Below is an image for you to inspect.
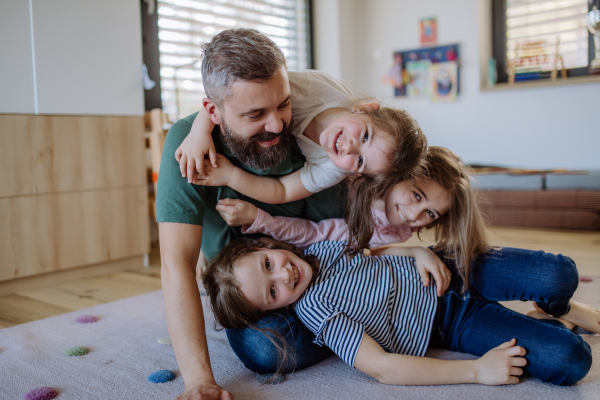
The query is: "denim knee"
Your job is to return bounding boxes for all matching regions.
[225,311,332,374]
[541,334,592,386]
[534,254,578,317]
[542,254,578,295]
[226,326,281,374]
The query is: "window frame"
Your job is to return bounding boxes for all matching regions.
[141,0,314,117]
[491,0,594,84]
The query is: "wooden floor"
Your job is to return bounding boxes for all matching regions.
[1,226,599,330]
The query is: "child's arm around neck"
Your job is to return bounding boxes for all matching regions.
[176,109,218,180]
[196,165,314,204]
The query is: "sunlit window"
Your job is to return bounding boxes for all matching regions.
[505,0,589,73]
[157,0,311,121]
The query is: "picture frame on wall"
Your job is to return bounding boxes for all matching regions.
[388,43,460,102]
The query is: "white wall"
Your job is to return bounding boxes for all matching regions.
[0,0,35,113]
[0,0,144,116]
[313,0,600,170]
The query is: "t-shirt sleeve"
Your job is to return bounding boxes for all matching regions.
[155,113,209,225]
[242,208,349,249]
[314,313,365,368]
[299,159,349,193]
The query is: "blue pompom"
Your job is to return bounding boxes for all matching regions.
[147,370,176,383]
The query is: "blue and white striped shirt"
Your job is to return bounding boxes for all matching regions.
[295,241,438,367]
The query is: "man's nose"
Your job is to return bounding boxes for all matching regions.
[264,112,284,133]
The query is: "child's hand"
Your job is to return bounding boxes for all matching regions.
[413,247,451,296]
[191,154,235,187]
[216,199,259,227]
[175,129,218,182]
[475,339,527,385]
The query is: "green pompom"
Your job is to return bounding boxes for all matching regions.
[157,337,172,345]
[63,346,90,356]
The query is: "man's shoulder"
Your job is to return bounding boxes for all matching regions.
[164,112,197,144]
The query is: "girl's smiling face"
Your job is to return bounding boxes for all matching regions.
[235,249,315,311]
[319,112,392,175]
[384,177,451,228]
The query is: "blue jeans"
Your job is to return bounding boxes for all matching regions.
[226,247,592,384]
[432,248,592,386]
[226,308,332,374]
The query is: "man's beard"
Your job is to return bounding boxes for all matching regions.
[220,118,292,171]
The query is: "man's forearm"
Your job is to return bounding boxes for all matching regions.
[159,223,216,389]
[162,259,215,386]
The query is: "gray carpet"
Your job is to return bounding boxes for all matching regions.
[1,279,599,400]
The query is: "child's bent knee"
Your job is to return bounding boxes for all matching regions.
[543,336,592,385]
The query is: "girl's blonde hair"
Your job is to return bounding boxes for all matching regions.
[422,147,489,292]
[349,98,428,181]
[345,147,489,292]
[202,237,320,375]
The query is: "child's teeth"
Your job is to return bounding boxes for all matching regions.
[398,208,408,222]
[335,135,341,152]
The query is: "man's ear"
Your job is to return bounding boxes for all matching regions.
[202,98,222,125]
[351,101,380,114]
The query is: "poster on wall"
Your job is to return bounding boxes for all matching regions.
[431,61,458,102]
[385,43,460,101]
[420,17,437,46]
[406,60,431,97]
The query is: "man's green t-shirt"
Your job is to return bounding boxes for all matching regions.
[156,112,347,260]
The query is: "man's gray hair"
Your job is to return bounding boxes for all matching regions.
[201,28,287,108]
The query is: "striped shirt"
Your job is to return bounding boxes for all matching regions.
[295,241,438,367]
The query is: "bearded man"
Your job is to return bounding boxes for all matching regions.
[156,29,345,399]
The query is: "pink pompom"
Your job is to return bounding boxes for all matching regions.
[23,387,58,400]
[75,315,99,323]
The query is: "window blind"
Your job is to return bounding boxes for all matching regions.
[157,0,310,121]
[505,0,589,74]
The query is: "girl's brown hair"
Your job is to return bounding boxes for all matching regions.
[342,100,427,256]
[202,237,319,375]
[345,147,489,292]
[349,98,428,181]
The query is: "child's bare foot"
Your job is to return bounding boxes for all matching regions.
[527,306,576,330]
[560,301,600,334]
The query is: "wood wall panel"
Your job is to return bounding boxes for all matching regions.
[0,115,146,198]
[0,187,149,282]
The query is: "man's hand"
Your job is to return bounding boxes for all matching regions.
[175,381,233,400]
[216,198,259,227]
[191,154,236,187]
[412,247,451,296]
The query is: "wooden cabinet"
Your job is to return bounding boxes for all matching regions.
[0,1,149,283]
[0,115,146,197]
[0,115,149,282]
